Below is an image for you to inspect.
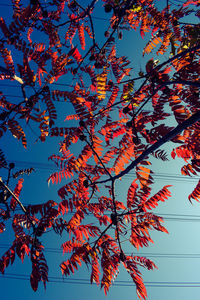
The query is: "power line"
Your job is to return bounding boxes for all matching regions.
[6,159,199,183]
[2,161,200,222]
[0,83,126,95]
[1,243,200,258]
[1,207,200,223]
[4,160,194,177]
[1,272,200,287]
[2,195,200,223]
[0,93,122,106]
[127,172,199,183]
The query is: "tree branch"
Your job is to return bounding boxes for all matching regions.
[96,110,200,184]
[155,45,200,71]
[0,178,27,214]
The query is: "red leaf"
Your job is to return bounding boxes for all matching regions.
[127,179,138,208]
[78,23,85,50]
[30,273,38,292]
[188,180,200,203]
[10,178,24,210]
[0,222,5,233]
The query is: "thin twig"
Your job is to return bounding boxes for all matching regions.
[92,223,112,249]
[120,75,147,84]
[85,139,113,179]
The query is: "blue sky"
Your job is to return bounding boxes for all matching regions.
[1,1,200,300]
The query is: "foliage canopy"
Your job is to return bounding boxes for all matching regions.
[0,0,199,299]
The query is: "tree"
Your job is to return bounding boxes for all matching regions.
[0,0,199,299]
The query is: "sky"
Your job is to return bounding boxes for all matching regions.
[0,1,200,300]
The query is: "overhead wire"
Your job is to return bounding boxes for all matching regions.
[1,243,200,258]
[0,92,124,105]
[126,172,199,183]
[1,158,200,223]
[5,159,199,183]
[1,206,200,223]
[1,272,200,287]
[0,82,126,95]
[2,193,200,223]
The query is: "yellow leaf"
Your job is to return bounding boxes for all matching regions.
[97,69,107,101]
